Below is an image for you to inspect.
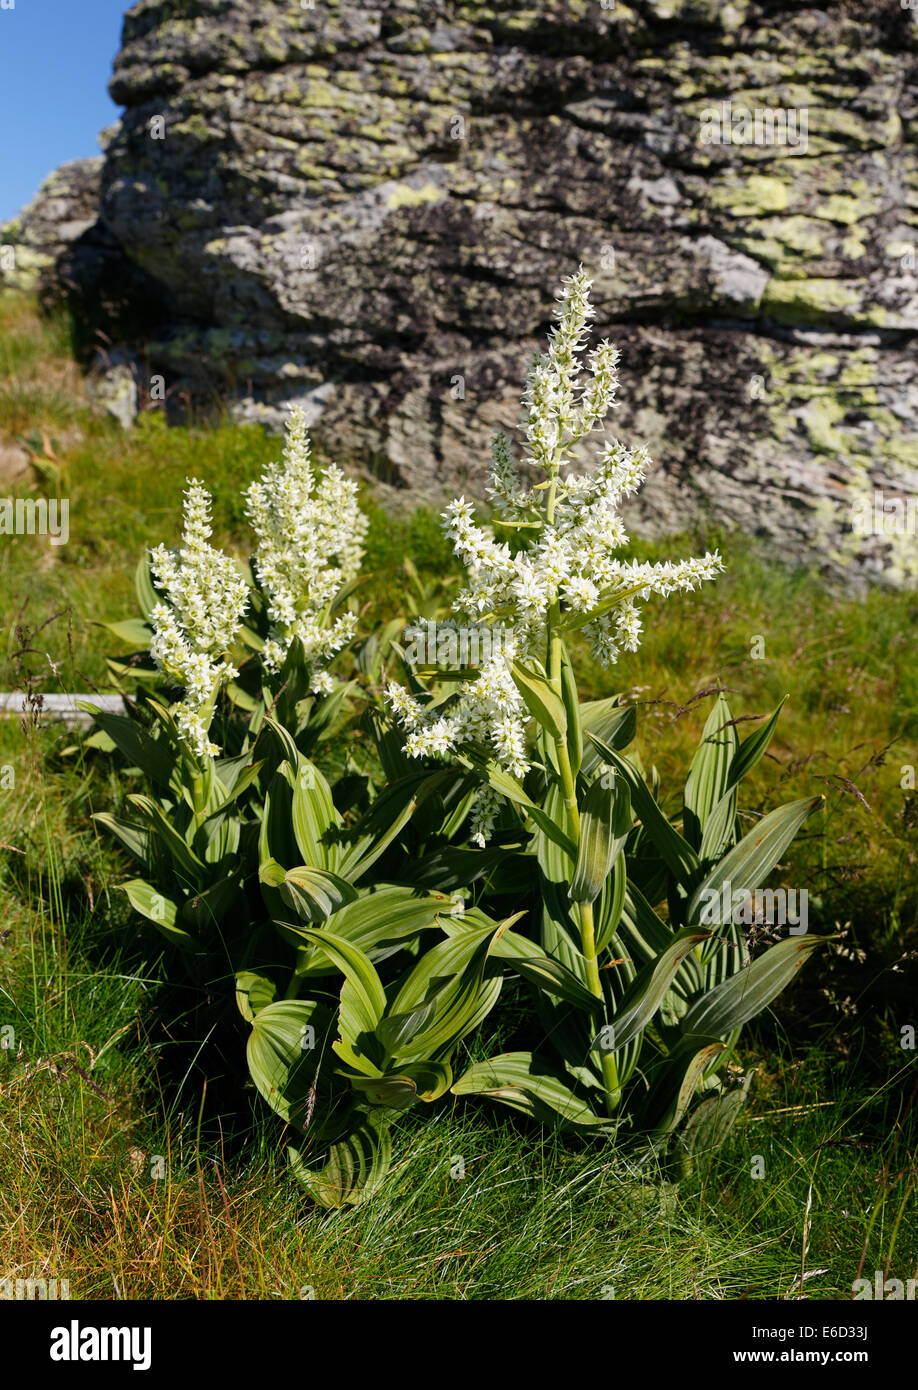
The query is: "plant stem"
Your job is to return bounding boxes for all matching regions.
[544,446,619,1113]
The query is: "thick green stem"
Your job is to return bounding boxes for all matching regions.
[543,446,618,1113]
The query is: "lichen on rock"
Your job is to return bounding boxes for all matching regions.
[8,0,918,583]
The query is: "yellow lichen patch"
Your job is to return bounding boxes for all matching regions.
[386,182,444,211]
[812,194,881,226]
[711,175,790,217]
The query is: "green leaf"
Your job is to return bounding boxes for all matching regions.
[289,760,343,873]
[569,774,632,904]
[451,1052,608,1127]
[638,1039,727,1136]
[202,760,264,822]
[680,1088,746,1159]
[335,792,418,881]
[595,929,709,1055]
[348,1059,453,1107]
[93,811,150,866]
[729,696,788,787]
[235,970,277,1023]
[278,866,358,923]
[134,555,159,622]
[294,928,387,1050]
[580,699,636,776]
[102,618,153,652]
[120,878,200,952]
[375,1001,439,1057]
[288,1112,392,1208]
[683,693,738,850]
[594,853,628,954]
[679,935,823,1036]
[531,776,578,882]
[246,998,333,1125]
[457,751,578,861]
[76,706,173,788]
[618,883,703,998]
[295,886,451,978]
[126,794,206,884]
[560,643,582,777]
[386,917,512,1062]
[510,658,567,739]
[590,739,698,885]
[687,796,823,927]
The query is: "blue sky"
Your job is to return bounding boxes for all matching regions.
[0,0,127,222]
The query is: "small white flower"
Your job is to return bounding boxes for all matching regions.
[244,408,368,685]
[149,478,248,760]
[385,267,724,841]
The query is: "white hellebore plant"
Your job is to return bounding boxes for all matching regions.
[149,478,249,760]
[244,408,368,691]
[387,266,724,844]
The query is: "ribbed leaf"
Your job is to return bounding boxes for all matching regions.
[569,774,632,904]
[560,643,583,777]
[510,658,567,739]
[683,693,738,850]
[589,738,699,885]
[120,878,200,952]
[295,886,451,978]
[126,794,206,883]
[289,1112,392,1208]
[288,760,342,873]
[580,700,636,777]
[594,929,709,1055]
[679,935,823,1036]
[729,696,788,786]
[134,555,159,622]
[78,707,173,788]
[278,866,358,923]
[235,970,277,1023]
[457,751,577,860]
[638,1039,727,1136]
[594,854,628,954]
[687,796,822,927]
[451,1051,608,1127]
[295,928,387,1048]
[246,998,333,1124]
[93,811,150,866]
[101,618,153,653]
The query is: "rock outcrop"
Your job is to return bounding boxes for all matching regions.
[1,159,104,294]
[8,0,918,580]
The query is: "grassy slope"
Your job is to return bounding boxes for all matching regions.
[0,290,915,1298]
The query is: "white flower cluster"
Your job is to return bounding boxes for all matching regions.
[149,479,249,759]
[386,267,724,842]
[244,408,368,687]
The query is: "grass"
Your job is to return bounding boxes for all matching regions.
[0,288,915,1300]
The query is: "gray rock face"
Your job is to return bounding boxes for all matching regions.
[16,1,918,580]
[0,159,104,293]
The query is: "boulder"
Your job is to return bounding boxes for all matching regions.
[14,0,918,580]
